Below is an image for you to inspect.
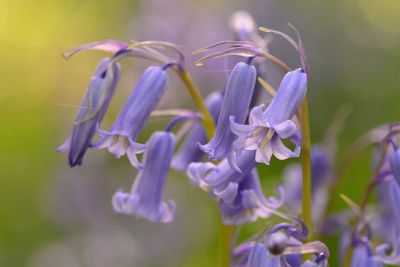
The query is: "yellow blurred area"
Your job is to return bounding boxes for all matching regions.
[358,0,400,34]
[340,0,400,49]
[0,0,130,111]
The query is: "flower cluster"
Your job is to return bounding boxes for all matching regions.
[58,10,400,267]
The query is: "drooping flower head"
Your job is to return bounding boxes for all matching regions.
[93,66,169,168]
[112,131,176,223]
[171,91,223,172]
[199,61,257,161]
[231,68,307,166]
[57,58,121,167]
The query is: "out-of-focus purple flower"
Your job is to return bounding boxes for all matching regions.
[230,68,307,166]
[171,91,223,172]
[351,245,383,267]
[229,11,256,42]
[247,242,268,267]
[57,58,120,167]
[283,145,331,220]
[112,131,176,223]
[375,179,400,265]
[244,242,285,267]
[389,149,400,186]
[93,66,168,168]
[187,151,285,225]
[199,61,256,161]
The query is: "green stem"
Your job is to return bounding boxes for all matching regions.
[177,69,234,267]
[299,97,313,237]
[178,70,215,139]
[219,223,235,267]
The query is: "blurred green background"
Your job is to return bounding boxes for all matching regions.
[1,0,400,266]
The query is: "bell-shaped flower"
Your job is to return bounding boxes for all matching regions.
[57,58,120,167]
[199,61,256,160]
[93,66,168,168]
[171,91,223,171]
[112,131,176,223]
[187,151,285,225]
[230,68,307,166]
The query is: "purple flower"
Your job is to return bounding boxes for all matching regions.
[247,242,268,267]
[199,61,256,161]
[57,58,120,167]
[283,145,331,218]
[187,151,285,225]
[389,149,400,186]
[171,91,223,171]
[112,131,176,223]
[375,180,400,265]
[229,11,256,42]
[352,245,383,267]
[230,68,307,165]
[93,66,168,168]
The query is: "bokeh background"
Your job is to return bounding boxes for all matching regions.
[1,0,400,266]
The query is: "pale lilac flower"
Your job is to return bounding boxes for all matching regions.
[112,131,176,223]
[57,58,120,167]
[199,61,256,161]
[230,68,307,166]
[187,151,285,225]
[93,66,168,168]
[171,91,223,171]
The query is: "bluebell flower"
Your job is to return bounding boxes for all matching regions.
[57,58,120,167]
[199,61,256,161]
[351,245,383,267]
[283,145,331,219]
[247,242,268,267]
[376,179,400,265]
[187,151,285,225]
[171,91,223,171]
[230,68,307,165]
[93,66,168,168]
[389,149,400,186]
[112,131,176,223]
[240,242,285,267]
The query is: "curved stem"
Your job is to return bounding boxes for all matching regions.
[177,70,215,139]
[260,51,291,72]
[299,97,313,238]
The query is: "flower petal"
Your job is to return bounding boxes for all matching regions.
[273,119,297,139]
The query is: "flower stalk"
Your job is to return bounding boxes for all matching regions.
[299,97,313,237]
